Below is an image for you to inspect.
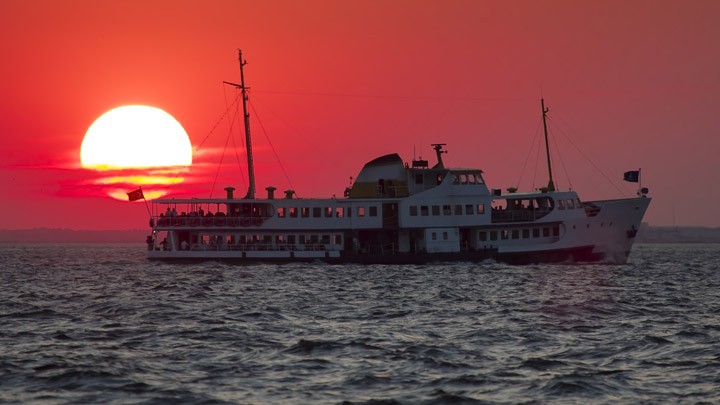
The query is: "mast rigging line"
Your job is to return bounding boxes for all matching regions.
[252,89,533,104]
[247,94,297,196]
[545,115,627,198]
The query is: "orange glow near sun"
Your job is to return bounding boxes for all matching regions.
[81,105,192,200]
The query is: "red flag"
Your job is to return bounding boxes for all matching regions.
[127,188,144,201]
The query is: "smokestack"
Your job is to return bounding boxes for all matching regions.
[265,186,276,200]
[284,189,295,199]
[224,186,235,199]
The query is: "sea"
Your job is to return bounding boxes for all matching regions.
[1,243,718,404]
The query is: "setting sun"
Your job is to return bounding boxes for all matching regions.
[81,105,192,169]
[80,105,192,200]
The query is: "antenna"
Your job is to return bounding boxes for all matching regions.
[541,99,555,192]
[223,49,256,199]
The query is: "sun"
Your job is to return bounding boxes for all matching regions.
[81,105,192,200]
[82,105,191,169]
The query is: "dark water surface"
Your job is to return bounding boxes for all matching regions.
[1,243,718,404]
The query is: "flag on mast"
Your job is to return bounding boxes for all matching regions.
[623,170,640,183]
[127,188,144,201]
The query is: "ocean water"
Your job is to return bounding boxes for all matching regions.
[1,243,718,404]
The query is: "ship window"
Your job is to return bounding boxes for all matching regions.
[567,199,575,209]
[543,227,550,237]
[289,207,298,218]
[512,230,519,239]
[325,207,333,217]
[501,230,509,240]
[443,232,448,240]
[432,205,440,216]
[477,204,485,214]
[276,235,285,244]
[558,200,565,210]
[321,234,330,244]
[533,228,540,238]
[436,174,443,184]
[369,206,378,217]
[479,231,487,241]
[455,205,462,215]
[416,173,423,184]
[410,206,418,216]
[465,204,474,215]
[310,235,319,244]
[490,231,498,241]
[421,206,429,216]
[288,235,296,244]
[432,232,437,240]
[553,225,560,237]
[277,207,286,218]
[313,207,321,217]
[522,229,529,239]
[336,207,344,218]
[334,234,342,245]
[443,205,451,215]
[577,198,582,208]
[468,174,476,184]
[358,207,365,217]
[301,207,310,218]
[459,174,468,184]
[452,175,460,185]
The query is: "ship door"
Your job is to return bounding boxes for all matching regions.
[382,203,399,229]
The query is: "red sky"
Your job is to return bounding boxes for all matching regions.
[1,0,719,230]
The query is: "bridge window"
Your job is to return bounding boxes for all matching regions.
[479,231,487,241]
[512,230,519,239]
[455,205,462,215]
[357,207,365,217]
[533,228,540,238]
[289,207,298,218]
[421,206,429,216]
[522,229,529,239]
[336,207,344,218]
[313,207,321,217]
[277,207,286,218]
[301,207,310,218]
[334,234,342,245]
[477,204,485,214]
[558,200,565,210]
[325,207,333,217]
[369,206,378,217]
[490,231,498,241]
[443,231,448,240]
[410,206,418,216]
[543,227,550,237]
[443,205,451,215]
[567,199,575,209]
[432,205,440,216]
[465,204,474,215]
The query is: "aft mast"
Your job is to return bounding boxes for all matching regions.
[224,49,256,199]
[541,98,556,192]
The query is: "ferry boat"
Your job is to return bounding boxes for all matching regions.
[143,51,651,264]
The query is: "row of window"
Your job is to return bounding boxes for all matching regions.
[199,233,343,246]
[478,225,560,242]
[558,198,582,210]
[276,206,377,219]
[410,204,486,217]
